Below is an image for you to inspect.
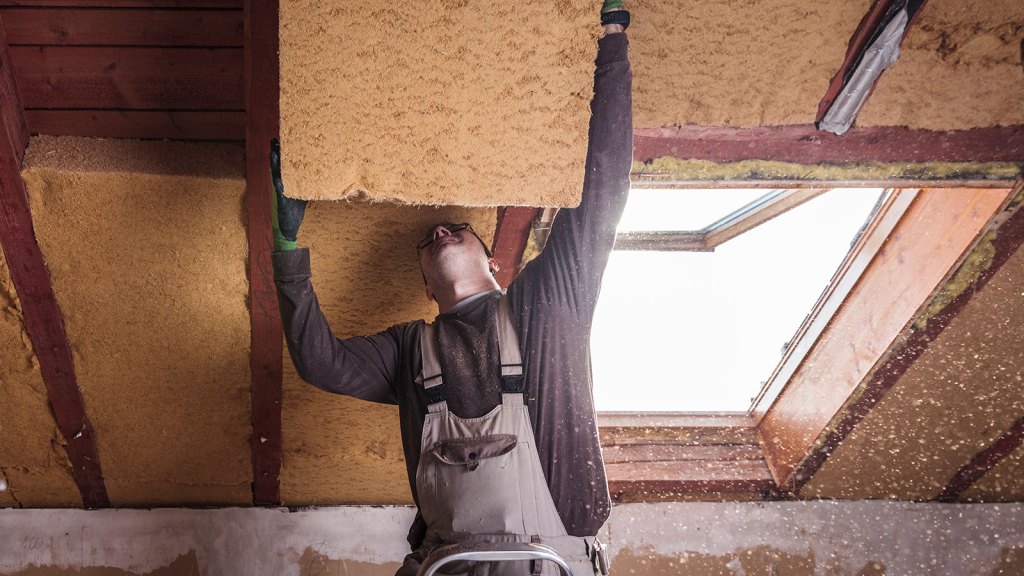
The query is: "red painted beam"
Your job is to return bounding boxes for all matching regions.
[788,181,1024,492]
[0,20,28,164]
[2,8,244,47]
[25,110,245,141]
[815,0,930,126]
[11,46,243,110]
[935,415,1024,503]
[490,206,539,288]
[0,23,108,508]
[633,125,1024,165]
[0,1,241,7]
[815,0,898,124]
[244,0,282,506]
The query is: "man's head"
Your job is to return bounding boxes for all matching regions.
[417,223,500,306]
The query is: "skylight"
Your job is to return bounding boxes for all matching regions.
[591,189,886,412]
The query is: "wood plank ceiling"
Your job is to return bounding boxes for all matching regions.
[2,0,245,141]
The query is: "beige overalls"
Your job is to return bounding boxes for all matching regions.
[411,297,603,576]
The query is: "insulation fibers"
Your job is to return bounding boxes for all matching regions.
[0,254,81,508]
[279,0,596,205]
[857,0,1024,129]
[21,136,253,506]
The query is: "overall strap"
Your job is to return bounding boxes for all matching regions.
[417,321,446,409]
[416,295,525,409]
[496,296,525,394]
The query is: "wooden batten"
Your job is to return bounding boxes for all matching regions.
[601,413,775,500]
[244,0,282,506]
[632,124,1024,165]
[491,206,539,288]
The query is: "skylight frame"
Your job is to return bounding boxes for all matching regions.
[613,189,828,252]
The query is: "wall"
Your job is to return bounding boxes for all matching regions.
[1,502,1022,575]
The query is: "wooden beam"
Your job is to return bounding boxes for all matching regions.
[815,0,898,124]
[600,413,774,500]
[0,1,241,7]
[244,0,282,506]
[815,0,930,126]
[490,206,539,288]
[632,125,1024,165]
[757,187,1016,492]
[11,46,243,110]
[25,110,245,140]
[606,460,775,500]
[935,415,1024,503]
[0,25,108,508]
[0,19,27,164]
[2,8,243,47]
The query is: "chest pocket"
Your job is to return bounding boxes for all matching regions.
[430,434,518,471]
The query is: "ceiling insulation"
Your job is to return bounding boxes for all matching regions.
[279,0,595,205]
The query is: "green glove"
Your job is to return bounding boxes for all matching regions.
[602,0,624,12]
[270,139,307,252]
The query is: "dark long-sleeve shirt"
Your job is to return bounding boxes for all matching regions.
[273,33,632,541]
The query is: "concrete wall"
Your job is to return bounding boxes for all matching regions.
[1,502,1022,575]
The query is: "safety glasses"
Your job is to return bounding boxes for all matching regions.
[417,223,473,251]
[417,223,492,257]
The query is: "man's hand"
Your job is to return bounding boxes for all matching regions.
[270,139,307,252]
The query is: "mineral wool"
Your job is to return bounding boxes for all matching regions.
[280,0,596,206]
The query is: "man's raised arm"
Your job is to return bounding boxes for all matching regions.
[512,12,632,319]
[270,141,400,405]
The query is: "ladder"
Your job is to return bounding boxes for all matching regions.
[417,541,575,576]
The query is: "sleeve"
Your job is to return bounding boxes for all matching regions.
[511,33,632,323]
[273,248,401,404]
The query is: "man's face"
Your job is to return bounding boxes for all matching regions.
[417,223,495,287]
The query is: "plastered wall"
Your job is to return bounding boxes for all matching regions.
[1,503,1022,575]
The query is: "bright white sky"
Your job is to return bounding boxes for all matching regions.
[590,189,885,413]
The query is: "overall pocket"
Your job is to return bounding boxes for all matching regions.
[424,434,526,535]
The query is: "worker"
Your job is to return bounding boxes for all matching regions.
[270,3,631,574]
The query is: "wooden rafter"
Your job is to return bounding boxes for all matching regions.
[815,0,930,127]
[244,0,282,506]
[0,22,108,507]
[0,1,242,7]
[936,415,1024,503]
[490,206,539,288]
[0,18,27,163]
[632,124,1024,165]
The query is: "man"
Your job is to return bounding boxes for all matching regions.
[271,3,631,574]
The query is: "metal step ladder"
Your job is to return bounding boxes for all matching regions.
[417,541,576,576]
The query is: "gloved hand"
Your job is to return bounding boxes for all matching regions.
[270,138,307,252]
[601,0,624,12]
[600,0,629,30]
